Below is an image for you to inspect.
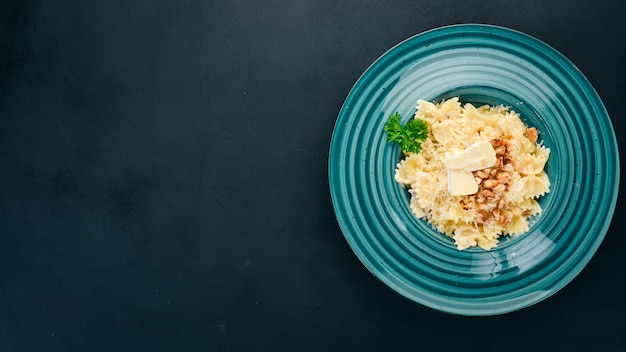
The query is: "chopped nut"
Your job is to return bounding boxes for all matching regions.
[500,212,510,227]
[490,138,502,148]
[477,210,489,223]
[494,157,503,169]
[503,163,515,172]
[483,179,499,189]
[480,189,495,199]
[475,170,488,179]
[492,208,501,220]
[527,127,538,143]
[496,171,509,182]
[460,197,474,210]
[493,184,506,193]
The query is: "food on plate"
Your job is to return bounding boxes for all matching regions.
[386,97,550,250]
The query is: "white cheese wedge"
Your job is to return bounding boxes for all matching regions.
[447,168,478,196]
[443,141,497,171]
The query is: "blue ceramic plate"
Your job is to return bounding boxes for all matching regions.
[328,24,619,315]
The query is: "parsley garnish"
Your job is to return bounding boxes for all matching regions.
[384,112,429,153]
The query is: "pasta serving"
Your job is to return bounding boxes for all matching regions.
[394,97,550,250]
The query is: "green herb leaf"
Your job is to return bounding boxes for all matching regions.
[384,112,429,154]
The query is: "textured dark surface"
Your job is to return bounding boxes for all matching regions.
[1,1,624,351]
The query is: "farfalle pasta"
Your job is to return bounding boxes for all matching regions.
[395,97,550,250]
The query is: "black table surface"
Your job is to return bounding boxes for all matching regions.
[2,1,625,351]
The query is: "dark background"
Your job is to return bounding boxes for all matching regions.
[1,0,624,351]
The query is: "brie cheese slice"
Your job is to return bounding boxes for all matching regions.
[443,141,497,171]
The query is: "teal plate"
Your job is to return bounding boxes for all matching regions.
[328,24,619,315]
